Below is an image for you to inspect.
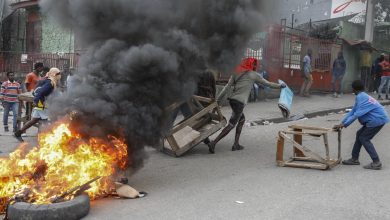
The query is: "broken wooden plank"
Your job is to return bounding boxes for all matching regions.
[173,119,226,157]
[289,124,331,131]
[166,136,180,151]
[193,95,213,104]
[283,161,329,170]
[293,128,305,157]
[172,126,201,149]
[170,102,217,134]
[276,133,284,162]
[323,133,330,160]
[283,130,327,136]
[338,130,342,160]
[51,176,101,203]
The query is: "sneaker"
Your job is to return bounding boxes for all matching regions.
[333,92,338,98]
[208,141,215,154]
[13,130,24,142]
[232,144,244,151]
[363,161,382,170]
[342,158,360,165]
[4,127,9,132]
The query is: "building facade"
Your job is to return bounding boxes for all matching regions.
[0,0,78,80]
[271,0,367,27]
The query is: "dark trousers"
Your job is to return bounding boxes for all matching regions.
[352,125,384,162]
[374,75,382,93]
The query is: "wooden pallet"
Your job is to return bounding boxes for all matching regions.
[276,125,342,170]
[163,96,226,157]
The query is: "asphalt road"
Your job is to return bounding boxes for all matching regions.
[83,107,390,220]
[2,98,390,220]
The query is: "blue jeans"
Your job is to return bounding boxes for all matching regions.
[352,125,384,162]
[3,102,19,131]
[378,76,390,97]
[332,73,344,93]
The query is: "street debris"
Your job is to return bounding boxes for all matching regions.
[288,113,306,121]
[51,176,101,203]
[235,201,245,204]
[114,182,147,199]
[163,96,226,157]
[276,124,342,170]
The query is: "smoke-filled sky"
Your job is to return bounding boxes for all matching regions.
[39,0,267,171]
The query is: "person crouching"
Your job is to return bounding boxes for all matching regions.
[333,80,389,170]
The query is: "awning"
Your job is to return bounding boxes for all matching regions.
[339,37,377,51]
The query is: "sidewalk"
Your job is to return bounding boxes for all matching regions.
[220,92,390,124]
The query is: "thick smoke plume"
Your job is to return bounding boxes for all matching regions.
[39,0,266,171]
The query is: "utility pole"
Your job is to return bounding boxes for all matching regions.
[361,0,375,91]
[291,14,294,29]
[364,0,375,42]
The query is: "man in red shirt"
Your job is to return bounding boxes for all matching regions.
[1,72,22,132]
[25,62,44,92]
[377,54,390,100]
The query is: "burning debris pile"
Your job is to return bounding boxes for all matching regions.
[38,0,265,171]
[0,118,128,212]
[1,0,268,213]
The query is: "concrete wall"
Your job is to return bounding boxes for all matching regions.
[41,16,74,53]
[338,21,390,92]
[339,21,365,93]
[339,21,364,40]
[341,45,361,92]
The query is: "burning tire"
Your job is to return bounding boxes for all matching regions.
[6,194,90,220]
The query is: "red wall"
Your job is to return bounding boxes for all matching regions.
[267,67,333,92]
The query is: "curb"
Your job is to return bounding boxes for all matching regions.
[253,100,390,125]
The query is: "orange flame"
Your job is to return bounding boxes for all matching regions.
[0,119,128,207]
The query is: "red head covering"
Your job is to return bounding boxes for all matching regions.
[235,58,258,74]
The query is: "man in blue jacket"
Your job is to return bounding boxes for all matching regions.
[334,80,389,170]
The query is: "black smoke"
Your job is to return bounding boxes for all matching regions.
[39,0,266,171]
